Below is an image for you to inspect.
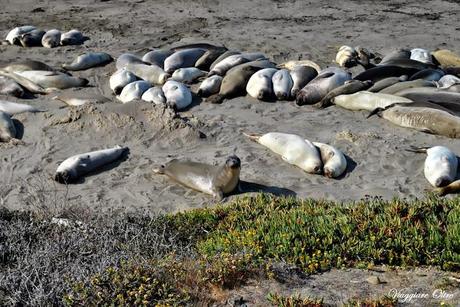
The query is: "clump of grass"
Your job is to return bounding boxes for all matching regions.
[343,296,397,307]
[267,293,324,307]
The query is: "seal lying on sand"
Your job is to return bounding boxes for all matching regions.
[244,132,322,174]
[332,91,412,111]
[15,70,88,90]
[246,68,278,101]
[0,77,24,97]
[153,155,241,200]
[312,141,347,178]
[63,52,113,71]
[54,145,128,183]
[42,29,61,48]
[0,100,44,115]
[314,80,373,109]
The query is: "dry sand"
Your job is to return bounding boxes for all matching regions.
[1,0,460,212]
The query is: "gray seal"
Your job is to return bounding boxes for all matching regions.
[314,80,373,109]
[367,75,408,92]
[19,29,45,47]
[163,48,207,74]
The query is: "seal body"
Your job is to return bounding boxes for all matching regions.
[171,67,206,83]
[409,68,444,81]
[432,49,460,68]
[315,80,372,109]
[53,92,109,106]
[312,142,347,178]
[164,48,206,74]
[380,49,411,64]
[60,29,86,45]
[410,48,432,64]
[0,77,24,97]
[117,80,151,103]
[141,87,166,105]
[162,80,192,110]
[154,155,241,200]
[197,75,222,97]
[246,68,278,101]
[437,75,460,89]
[0,71,48,95]
[195,46,228,70]
[63,52,113,71]
[142,49,174,68]
[16,70,88,90]
[422,146,457,187]
[368,75,408,93]
[109,68,138,95]
[379,79,436,94]
[209,50,241,71]
[2,60,55,73]
[42,29,61,48]
[208,52,266,76]
[289,65,318,97]
[0,111,16,142]
[277,60,321,73]
[125,63,169,85]
[19,29,45,47]
[333,91,412,111]
[354,65,419,83]
[54,145,128,183]
[245,132,322,174]
[272,69,293,100]
[116,53,145,69]
[435,179,460,196]
[296,67,351,105]
[0,100,44,115]
[5,26,36,45]
[336,45,358,68]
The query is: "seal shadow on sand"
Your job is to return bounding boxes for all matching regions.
[233,180,297,197]
[69,148,130,184]
[335,154,357,180]
[12,119,24,139]
[180,93,202,112]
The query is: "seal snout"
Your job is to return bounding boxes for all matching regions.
[324,168,333,178]
[435,176,451,188]
[226,155,241,169]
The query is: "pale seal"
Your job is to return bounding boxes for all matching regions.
[296,67,351,105]
[15,70,89,90]
[141,87,166,105]
[209,51,241,71]
[246,68,278,101]
[52,92,109,106]
[109,68,138,95]
[335,45,358,68]
[116,53,146,69]
[164,48,207,74]
[272,69,293,100]
[0,100,45,115]
[41,29,61,48]
[208,52,267,76]
[125,63,169,85]
[407,146,457,187]
[277,60,321,73]
[436,75,460,89]
[117,80,151,103]
[289,65,318,98]
[142,49,174,68]
[244,132,322,174]
[0,71,49,95]
[60,29,87,45]
[314,80,373,109]
[171,67,206,84]
[333,91,412,111]
[0,77,24,98]
[5,25,36,45]
[162,80,192,110]
[197,75,222,97]
[54,145,128,183]
[153,155,241,200]
[312,142,347,178]
[63,52,113,71]
[410,48,433,64]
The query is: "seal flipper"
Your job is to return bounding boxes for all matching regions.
[242,132,261,142]
[367,103,400,119]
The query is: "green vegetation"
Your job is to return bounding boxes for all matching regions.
[1,194,459,305]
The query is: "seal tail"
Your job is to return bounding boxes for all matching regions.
[243,132,261,142]
[153,165,166,174]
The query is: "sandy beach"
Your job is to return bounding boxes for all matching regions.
[1,0,460,213]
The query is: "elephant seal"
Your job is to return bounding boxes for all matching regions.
[277,60,321,73]
[206,59,275,104]
[116,53,146,69]
[109,68,138,95]
[2,60,55,73]
[380,49,411,64]
[5,26,36,45]
[378,58,436,70]
[0,111,16,142]
[296,67,351,106]
[408,68,444,81]
[272,69,293,100]
[195,46,228,70]
[125,63,169,85]
[379,79,436,94]
[52,92,109,106]
[209,50,241,71]
[0,77,24,98]
[368,103,460,138]
[171,67,206,84]
[54,145,128,183]
[289,65,318,98]
[244,132,322,174]
[197,75,222,97]
[164,48,206,74]
[312,142,347,178]
[434,179,460,196]
[314,80,373,109]
[208,52,266,76]
[393,87,460,113]
[0,71,49,95]
[432,49,460,68]
[41,29,61,48]
[153,155,241,200]
[354,65,419,83]
[19,29,45,47]
[142,49,174,68]
[63,52,113,71]
[141,87,166,105]
[335,45,358,68]
[333,91,412,111]
[60,29,87,45]
[410,48,433,64]
[407,146,457,188]
[117,80,151,103]
[246,68,278,101]
[0,100,44,115]
[368,75,408,92]
[16,70,89,90]
[162,80,192,110]
[437,75,460,89]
